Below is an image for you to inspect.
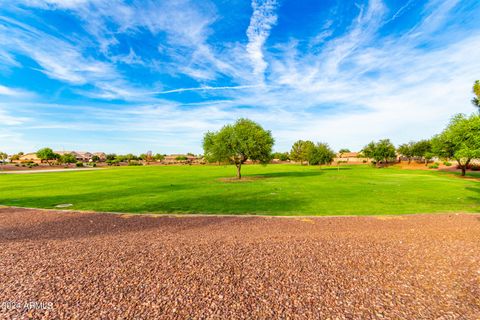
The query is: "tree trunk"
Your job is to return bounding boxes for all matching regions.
[457,159,470,176]
[461,159,471,176]
[236,163,241,179]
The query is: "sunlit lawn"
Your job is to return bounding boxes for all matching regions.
[0,164,479,215]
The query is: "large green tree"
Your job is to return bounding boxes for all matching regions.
[362,139,396,166]
[410,139,433,165]
[472,80,480,109]
[154,153,165,161]
[397,142,415,163]
[431,113,480,176]
[272,152,289,161]
[36,148,59,165]
[307,143,335,165]
[203,118,274,179]
[60,153,77,164]
[290,140,315,165]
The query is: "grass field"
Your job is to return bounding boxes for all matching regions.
[0,164,479,215]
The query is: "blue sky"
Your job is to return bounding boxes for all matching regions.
[0,0,479,154]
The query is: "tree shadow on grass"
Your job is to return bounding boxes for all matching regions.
[320,167,352,171]
[138,192,305,215]
[464,186,480,205]
[0,183,192,209]
[251,170,326,178]
[0,191,307,241]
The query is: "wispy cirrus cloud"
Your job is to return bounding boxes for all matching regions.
[0,15,151,101]
[153,85,265,95]
[0,85,32,97]
[246,0,278,82]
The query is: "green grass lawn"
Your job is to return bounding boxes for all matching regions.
[0,164,479,215]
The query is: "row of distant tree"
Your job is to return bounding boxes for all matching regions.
[268,111,480,177]
[5,149,171,166]
[2,149,204,166]
[103,153,167,165]
[203,81,480,178]
[271,139,431,167]
[352,112,480,176]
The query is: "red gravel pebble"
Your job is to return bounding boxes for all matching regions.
[0,208,479,319]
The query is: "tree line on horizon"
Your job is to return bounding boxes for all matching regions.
[1,81,479,177]
[203,81,480,178]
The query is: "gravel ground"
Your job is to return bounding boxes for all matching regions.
[1,208,479,319]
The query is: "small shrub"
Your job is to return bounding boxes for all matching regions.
[106,159,120,166]
[443,161,452,166]
[175,156,188,161]
[470,164,480,171]
[429,163,439,169]
[76,162,84,167]
[362,160,367,163]
[458,163,480,171]
[128,160,142,166]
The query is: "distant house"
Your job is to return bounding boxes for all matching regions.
[14,153,42,164]
[56,151,94,162]
[92,152,106,161]
[73,151,93,162]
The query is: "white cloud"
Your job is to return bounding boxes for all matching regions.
[0,107,29,126]
[153,85,265,95]
[246,0,278,82]
[0,85,28,97]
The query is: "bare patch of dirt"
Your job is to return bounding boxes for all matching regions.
[217,176,266,183]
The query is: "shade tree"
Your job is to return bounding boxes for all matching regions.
[272,152,290,161]
[362,139,396,166]
[36,148,60,165]
[431,113,480,176]
[290,140,315,165]
[154,154,165,161]
[106,154,116,161]
[397,142,415,163]
[203,118,274,179]
[306,143,335,165]
[411,139,432,165]
[60,153,77,164]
